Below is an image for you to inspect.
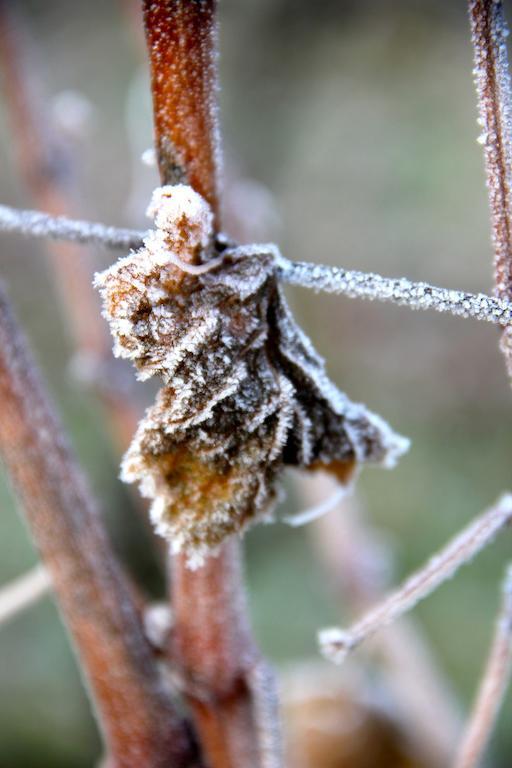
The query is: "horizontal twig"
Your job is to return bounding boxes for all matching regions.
[279,259,512,327]
[0,203,147,250]
[2,202,512,328]
[0,563,51,625]
[319,494,512,665]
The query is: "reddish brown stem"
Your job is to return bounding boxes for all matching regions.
[469,0,512,298]
[143,0,221,225]
[0,282,198,767]
[171,542,281,768]
[143,2,281,766]
[469,1,512,375]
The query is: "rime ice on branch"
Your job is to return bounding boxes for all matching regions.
[469,0,512,299]
[469,0,512,374]
[319,493,512,665]
[96,184,408,566]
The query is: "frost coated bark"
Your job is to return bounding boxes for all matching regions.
[96,184,408,567]
[469,1,512,375]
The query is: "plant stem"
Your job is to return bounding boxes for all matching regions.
[0,203,146,250]
[469,0,512,377]
[454,565,512,768]
[0,282,198,768]
[301,475,460,765]
[320,494,512,664]
[469,0,512,299]
[4,201,512,329]
[143,2,282,765]
[143,0,221,224]
[171,542,281,768]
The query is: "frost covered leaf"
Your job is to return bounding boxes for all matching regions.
[96,185,408,566]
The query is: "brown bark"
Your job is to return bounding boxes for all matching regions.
[0,283,198,767]
[142,2,282,765]
[143,0,221,225]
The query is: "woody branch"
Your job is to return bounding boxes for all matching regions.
[142,2,282,767]
[0,283,198,767]
[449,3,512,764]
[2,201,512,329]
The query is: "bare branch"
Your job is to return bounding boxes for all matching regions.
[278,258,512,327]
[302,475,461,765]
[0,564,51,626]
[4,201,512,329]
[468,0,512,377]
[454,564,512,768]
[143,0,221,223]
[171,542,283,768]
[0,282,197,767]
[0,202,145,250]
[469,0,512,298]
[319,494,512,664]
[142,3,281,766]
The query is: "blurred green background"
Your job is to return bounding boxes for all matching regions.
[0,0,511,765]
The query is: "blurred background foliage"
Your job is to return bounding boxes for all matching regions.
[0,0,511,765]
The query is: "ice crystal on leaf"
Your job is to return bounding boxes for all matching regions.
[95,184,408,566]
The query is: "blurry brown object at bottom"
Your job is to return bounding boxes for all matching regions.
[284,665,438,768]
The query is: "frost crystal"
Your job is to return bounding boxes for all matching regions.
[96,184,408,566]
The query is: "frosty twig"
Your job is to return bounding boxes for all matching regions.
[3,200,512,329]
[319,494,512,664]
[454,565,512,768]
[0,202,145,250]
[278,258,512,327]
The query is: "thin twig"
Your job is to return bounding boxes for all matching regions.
[319,494,512,664]
[0,282,198,767]
[3,202,512,329]
[467,8,512,764]
[454,564,512,768]
[278,258,512,326]
[301,475,461,765]
[0,203,145,250]
[143,2,282,766]
[0,564,51,626]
